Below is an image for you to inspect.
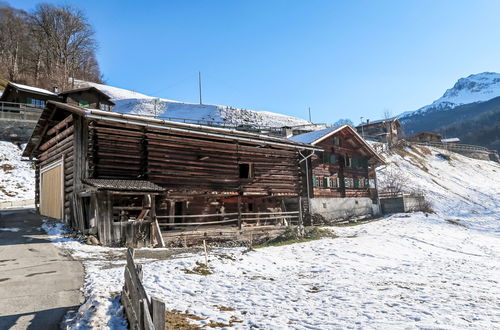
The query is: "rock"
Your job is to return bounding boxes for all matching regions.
[86,235,100,245]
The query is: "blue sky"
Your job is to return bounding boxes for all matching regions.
[14,0,500,124]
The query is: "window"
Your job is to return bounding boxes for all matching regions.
[313,176,319,187]
[79,100,90,108]
[364,178,369,187]
[100,104,110,111]
[323,177,329,187]
[354,178,360,188]
[26,97,45,108]
[333,136,340,146]
[239,163,252,179]
[322,152,337,165]
[345,157,351,167]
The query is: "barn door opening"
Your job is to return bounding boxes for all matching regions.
[40,160,63,220]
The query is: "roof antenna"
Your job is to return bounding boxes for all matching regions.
[198,71,203,105]
[308,107,312,122]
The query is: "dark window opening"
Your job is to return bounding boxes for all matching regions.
[333,136,340,146]
[239,163,252,178]
[174,201,183,223]
[248,203,254,212]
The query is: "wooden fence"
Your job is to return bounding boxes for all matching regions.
[156,210,301,229]
[121,248,165,330]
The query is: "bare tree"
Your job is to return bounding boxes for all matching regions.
[0,2,101,89]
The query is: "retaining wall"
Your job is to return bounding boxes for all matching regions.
[309,197,376,224]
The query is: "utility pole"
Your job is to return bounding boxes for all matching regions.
[308,107,312,122]
[198,71,203,105]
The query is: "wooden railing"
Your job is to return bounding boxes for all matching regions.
[156,211,301,228]
[0,102,43,122]
[122,248,165,330]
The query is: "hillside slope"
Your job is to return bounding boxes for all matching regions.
[0,141,34,202]
[398,72,500,152]
[74,80,311,128]
[378,145,500,229]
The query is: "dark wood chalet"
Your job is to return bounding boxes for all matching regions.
[0,82,60,108]
[355,117,402,147]
[290,125,384,223]
[22,101,320,246]
[59,86,115,111]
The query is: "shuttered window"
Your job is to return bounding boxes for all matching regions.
[323,152,337,165]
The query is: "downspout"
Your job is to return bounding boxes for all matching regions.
[299,150,315,228]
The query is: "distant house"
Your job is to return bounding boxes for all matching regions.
[290,125,385,223]
[0,82,59,108]
[441,137,460,145]
[407,131,442,143]
[59,86,115,111]
[355,117,402,147]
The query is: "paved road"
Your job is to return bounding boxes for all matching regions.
[0,209,83,329]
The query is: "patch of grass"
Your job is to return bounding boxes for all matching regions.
[306,286,320,293]
[253,227,337,248]
[182,261,213,276]
[166,310,203,330]
[445,219,467,227]
[0,164,14,172]
[213,305,236,312]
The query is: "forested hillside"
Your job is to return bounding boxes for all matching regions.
[0,3,101,90]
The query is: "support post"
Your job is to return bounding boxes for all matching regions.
[237,194,242,230]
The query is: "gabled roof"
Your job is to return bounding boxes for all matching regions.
[289,125,343,144]
[441,138,460,143]
[289,125,384,164]
[59,86,115,105]
[356,117,400,128]
[0,82,58,100]
[23,101,321,158]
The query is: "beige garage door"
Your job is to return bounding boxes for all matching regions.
[40,162,63,219]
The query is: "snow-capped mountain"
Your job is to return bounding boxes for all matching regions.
[73,80,312,128]
[397,72,500,152]
[399,72,500,119]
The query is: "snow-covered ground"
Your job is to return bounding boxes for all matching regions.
[0,141,34,202]
[74,80,312,128]
[39,145,499,329]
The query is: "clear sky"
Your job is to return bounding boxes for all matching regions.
[13,0,500,124]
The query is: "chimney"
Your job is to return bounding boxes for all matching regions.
[53,86,59,93]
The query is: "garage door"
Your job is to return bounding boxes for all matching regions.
[40,162,63,219]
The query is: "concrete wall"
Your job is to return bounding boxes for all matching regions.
[380,195,425,214]
[0,199,35,210]
[0,119,37,142]
[309,197,374,224]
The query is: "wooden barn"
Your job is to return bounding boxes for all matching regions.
[22,101,320,246]
[290,125,384,224]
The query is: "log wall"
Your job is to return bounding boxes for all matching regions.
[88,120,302,196]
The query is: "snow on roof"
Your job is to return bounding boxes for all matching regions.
[9,82,57,96]
[289,125,343,144]
[441,138,460,143]
[356,117,399,127]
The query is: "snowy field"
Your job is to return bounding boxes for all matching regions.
[75,80,311,128]
[38,146,500,329]
[0,141,34,202]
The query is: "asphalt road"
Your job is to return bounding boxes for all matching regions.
[0,209,83,330]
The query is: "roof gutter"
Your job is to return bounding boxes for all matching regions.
[85,113,322,152]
